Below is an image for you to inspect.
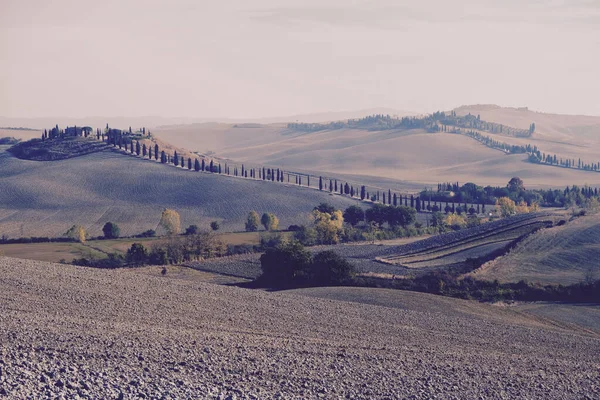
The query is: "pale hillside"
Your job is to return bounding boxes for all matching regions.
[0,147,357,238]
[154,124,600,188]
[0,257,598,398]
[471,214,600,285]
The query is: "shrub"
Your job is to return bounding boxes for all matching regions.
[137,229,156,238]
[102,222,120,239]
[259,241,312,287]
[126,243,149,265]
[185,225,199,235]
[210,221,220,231]
[309,250,355,286]
[293,225,317,246]
[259,232,284,250]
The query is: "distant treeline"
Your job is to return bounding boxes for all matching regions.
[423,179,599,208]
[287,111,532,137]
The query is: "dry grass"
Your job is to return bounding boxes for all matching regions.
[154,118,600,188]
[471,213,600,285]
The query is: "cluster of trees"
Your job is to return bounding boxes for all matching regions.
[287,112,533,138]
[41,125,93,141]
[426,178,600,209]
[437,112,532,137]
[258,241,355,288]
[245,211,279,232]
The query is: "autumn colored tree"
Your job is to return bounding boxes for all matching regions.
[160,209,181,235]
[496,197,516,217]
[245,211,260,232]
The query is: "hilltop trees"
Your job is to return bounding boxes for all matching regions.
[312,208,344,244]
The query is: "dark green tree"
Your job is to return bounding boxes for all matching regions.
[343,205,364,227]
[102,222,120,239]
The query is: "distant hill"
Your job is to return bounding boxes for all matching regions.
[154,121,600,189]
[0,147,358,238]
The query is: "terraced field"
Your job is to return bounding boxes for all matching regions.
[377,213,556,269]
[0,146,358,238]
[472,213,600,285]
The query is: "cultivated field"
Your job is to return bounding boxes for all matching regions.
[0,257,598,398]
[471,213,600,285]
[378,213,556,270]
[0,146,358,238]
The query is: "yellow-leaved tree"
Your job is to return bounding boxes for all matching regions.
[496,197,516,218]
[515,200,530,214]
[312,209,344,244]
[160,209,181,235]
[65,225,87,243]
[444,213,467,229]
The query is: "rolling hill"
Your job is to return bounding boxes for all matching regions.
[0,257,598,398]
[153,108,600,188]
[0,146,358,238]
[471,213,600,285]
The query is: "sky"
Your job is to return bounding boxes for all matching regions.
[1,0,599,119]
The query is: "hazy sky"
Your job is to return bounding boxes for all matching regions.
[1,0,599,118]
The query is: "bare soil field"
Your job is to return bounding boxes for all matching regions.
[0,147,358,238]
[0,257,598,398]
[471,213,600,285]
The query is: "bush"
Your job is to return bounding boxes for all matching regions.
[245,211,260,232]
[136,229,156,238]
[126,243,149,265]
[309,250,355,286]
[185,225,199,235]
[259,241,312,287]
[259,232,284,250]
[210,221,220,231]
[293,225,317,246]
[102,222,120,239]
[258,242,355,288]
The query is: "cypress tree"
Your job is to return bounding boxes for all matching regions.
[160,151,166,163]
[350,186,354,197]
[383,193,386,204]
[188,158,192,170]
[201,159,205,171]
[154,144,159,160]
[210,160,214,172]
[262,168,266,180]
[415,197,421,211]
[410,195,414,208]
[142,144,147,157]
[174,151,179,166]
[218,164,222,174]
[330,180,333,192]
[319,177,323,191]
[393,193,397,206]
[130,141,134,153]
[136,141,141,155]
[307,176,310,187]
[360,186,366,200]
[388,189,391,204]
[194,159,200,171]
[335,180,338,192]
[242,165,245,177]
